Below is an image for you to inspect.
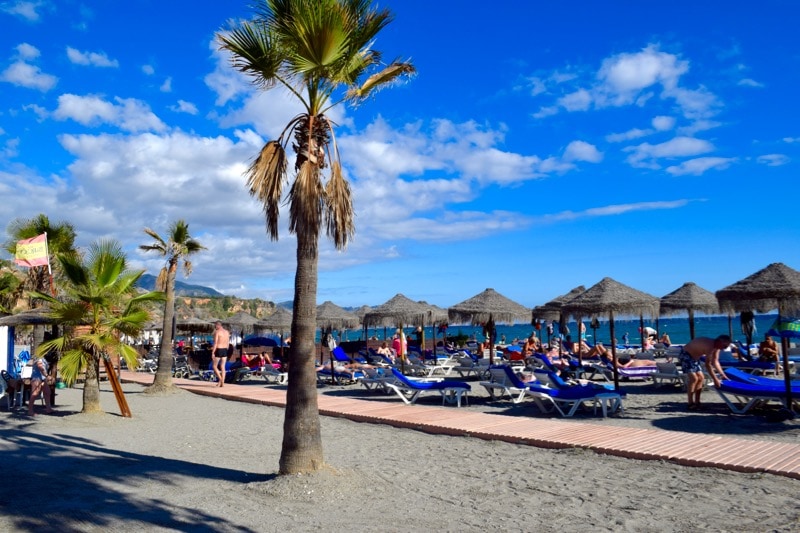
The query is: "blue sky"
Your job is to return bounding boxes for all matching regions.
[1,0,798,311]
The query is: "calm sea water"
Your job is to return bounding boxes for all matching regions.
[334,313,781,347]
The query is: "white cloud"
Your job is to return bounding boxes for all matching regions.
[539,199,692,223]
[563,140,602,163]
[665,156,736,176]
[142,64,154,75]
[651,115,675,131]
[756,154,789,166]
[66,47,119,67]
[160,77,172,92]
[53,94,167,132]
[606,128,651,143]
[625,136,715,168]
[533,44,720,122]
[738,78,764,88]
[2,1,43,21]
[171,99,198,115]
[0,43,57,91]
[782,137,800,144]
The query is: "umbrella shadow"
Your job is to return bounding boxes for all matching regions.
[649,408,799,436]
[0,425,273,532]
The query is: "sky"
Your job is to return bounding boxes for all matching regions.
[1,0,798,311]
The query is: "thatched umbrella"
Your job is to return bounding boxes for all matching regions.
[533,285,586,348]
[316,301,359,375]
[448,288,530,365]
[420,301,449,354]
[364,294,435,371]
[259,306,293,359]
[222,311,262,357]
[660,282,719,341]
[561,277,660,391]
[716,262,800,412]
[0,307,57,327]
[353,304,374,343]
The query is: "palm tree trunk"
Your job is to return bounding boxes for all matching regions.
[279,229,323,474]
[82,353,103,413]
[150,264,177,392]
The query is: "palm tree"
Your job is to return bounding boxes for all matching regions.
[218,0,414,474]
[4,214,77,349]
[0,260,24,314]
[140,220,206,393]
[33,240,164,414]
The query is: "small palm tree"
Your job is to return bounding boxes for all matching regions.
[33,240,164,414]
[140,220,206,393]
[218,0,414,474]
[4,214,77,346]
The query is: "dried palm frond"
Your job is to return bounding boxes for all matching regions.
[155,268,168,292]
[247,140,288,239]
[288,160,325,238]
[324,160,354,249]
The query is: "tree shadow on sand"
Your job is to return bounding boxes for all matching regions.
[0,424,273,532]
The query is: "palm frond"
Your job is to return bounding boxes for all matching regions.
[324,159,354,249]
[218,21,284,90]
[247,140,289,239]
[346,61,415,102]
[288,160,325,237]
[155,267,168,291]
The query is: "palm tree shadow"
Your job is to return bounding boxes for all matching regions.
[0,427,273,531]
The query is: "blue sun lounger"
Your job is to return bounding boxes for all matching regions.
[531,369,625,417]
[385,367,471,407]
[724,368,800,392]
[715,379,790,414]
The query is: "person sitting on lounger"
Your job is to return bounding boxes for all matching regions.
[758,334,779,363]
[376,341,394,362]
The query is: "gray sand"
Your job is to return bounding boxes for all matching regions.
[1,379,798,532]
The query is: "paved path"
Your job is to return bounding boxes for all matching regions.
[121,371,800,479]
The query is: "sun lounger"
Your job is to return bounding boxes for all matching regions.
[724,368,800,392]
[531,369,624,417]
[384,368,471,407]
[715,380,789,414]
[651,362,687,389]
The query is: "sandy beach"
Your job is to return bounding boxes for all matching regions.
[1,376,798,533]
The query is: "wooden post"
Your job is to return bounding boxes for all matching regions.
[104,356,131,418]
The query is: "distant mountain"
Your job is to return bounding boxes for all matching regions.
[137,274,224,297]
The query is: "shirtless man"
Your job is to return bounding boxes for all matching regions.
[758,334,781,372]
[212,321,231,387]
[680,335,732,410]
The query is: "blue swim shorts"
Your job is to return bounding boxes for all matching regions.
[679,349,702,373]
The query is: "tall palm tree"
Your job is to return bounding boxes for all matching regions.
[218,0,414,474]
[33,240,165,414]
[0,260,23,314]
[140,220,206,393]
[4,214,77,348]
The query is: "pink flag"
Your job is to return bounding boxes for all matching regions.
[14,233,49,268]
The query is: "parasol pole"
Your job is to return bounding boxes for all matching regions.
[688,309,696,340]
[777,311,794,412]
[610,310,620,391]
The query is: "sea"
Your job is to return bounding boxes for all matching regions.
[330,313,783,348]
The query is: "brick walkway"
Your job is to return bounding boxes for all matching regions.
[121,371,800,479]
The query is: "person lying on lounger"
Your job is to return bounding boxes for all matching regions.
[573,340,609,359]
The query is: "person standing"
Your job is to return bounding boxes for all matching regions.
[211,321,231,387]
[679,335,732,410]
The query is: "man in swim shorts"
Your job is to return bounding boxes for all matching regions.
[212,321,231,387]
[680,335,732,410]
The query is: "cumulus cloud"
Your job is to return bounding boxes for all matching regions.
[651,115,675,131]
[171,99,198,115]
[563,140,603,162]
[141,64,154,75]
[1,1,44,21]
[0,43,57,91]
[66,47,119,67]
[53,94,167,132]
[532,44,720,122]
[665,156,736,176]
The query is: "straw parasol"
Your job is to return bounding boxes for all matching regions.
[716,262,800,413]
[561,277,660,390]
[660,282,719,340]
[259,306,293,359]
[0,307,57,327]
[316,301,359,374]
[448,288,530,364]
[533,285,586,346]
[363,294,437,370]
